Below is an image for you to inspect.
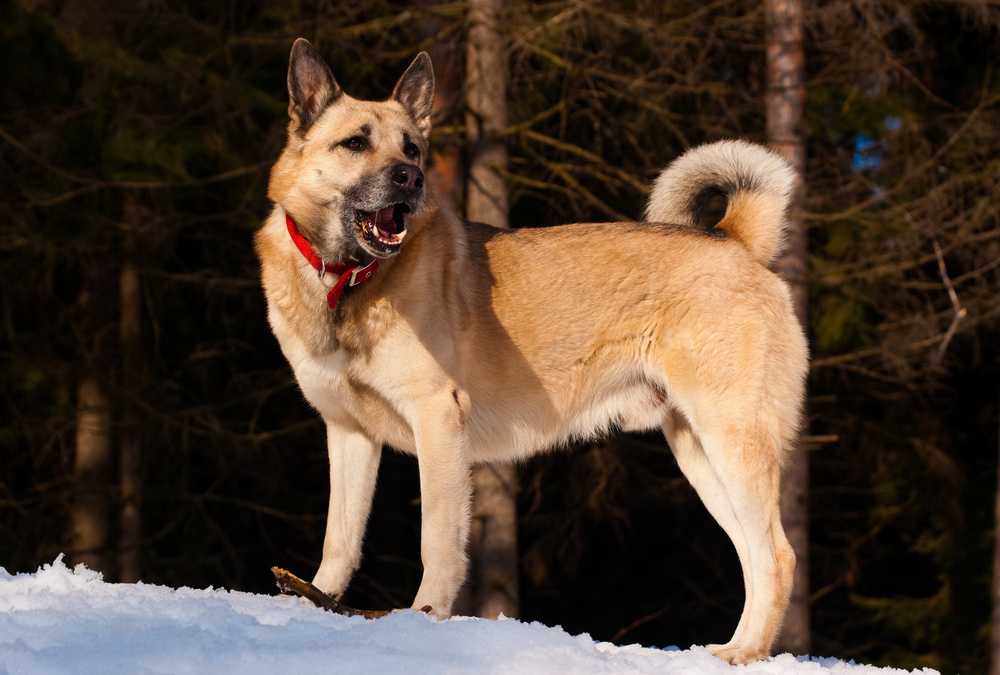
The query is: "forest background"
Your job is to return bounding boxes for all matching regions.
[1,1,999,673]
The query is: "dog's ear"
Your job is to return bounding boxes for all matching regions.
[392,52,435,138]
[287,38,342,135]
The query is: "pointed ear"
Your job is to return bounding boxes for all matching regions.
[392,52,435,138]
[287,38,341,135]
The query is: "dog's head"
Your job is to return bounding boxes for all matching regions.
[268,39,434,261]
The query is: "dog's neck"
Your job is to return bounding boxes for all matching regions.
[284,210,380,311]
[257,200,468,362]
[260,204,406,325]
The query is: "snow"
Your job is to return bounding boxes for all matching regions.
[0,557,938,675]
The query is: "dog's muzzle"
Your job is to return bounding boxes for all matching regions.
[355,203,410,255]
[352,163,424,258]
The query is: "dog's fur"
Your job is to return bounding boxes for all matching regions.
[255,39,808,664]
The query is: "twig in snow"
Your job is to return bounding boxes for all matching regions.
[271,566,393,619]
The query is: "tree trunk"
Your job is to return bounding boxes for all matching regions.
[419,2,462,212]
[466,0,509,229]
[72,367,112,575]
[463,0,520,619]
[990,389,1000,675]
[118,197,143,582]
[766,0,810,655]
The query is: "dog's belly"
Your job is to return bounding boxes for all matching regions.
[467,377,668,463]
[574,382,668,434]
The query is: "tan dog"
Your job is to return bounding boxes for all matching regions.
[255,38,808,665]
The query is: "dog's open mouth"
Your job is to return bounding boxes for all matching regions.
[355,204,409,256]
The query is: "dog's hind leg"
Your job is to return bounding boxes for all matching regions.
[696,423,795,665]
[661,408,752,650]
[312,418,382,598]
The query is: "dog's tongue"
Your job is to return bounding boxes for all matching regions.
[375,206,398,235]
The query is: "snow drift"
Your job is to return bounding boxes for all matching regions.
[0,557,937,675]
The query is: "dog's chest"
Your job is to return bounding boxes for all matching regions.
[274,322,351,418]
[270,308,416,451]
[294,347,350,411]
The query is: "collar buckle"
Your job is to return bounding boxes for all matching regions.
[285,211,379,311]
[348,259,379,287]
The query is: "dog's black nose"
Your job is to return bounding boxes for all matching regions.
[390,163,424,191]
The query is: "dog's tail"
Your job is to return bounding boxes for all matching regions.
[644,140,796,266]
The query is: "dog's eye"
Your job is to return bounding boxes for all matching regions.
[341,136,369,152]
[404,141,420,160]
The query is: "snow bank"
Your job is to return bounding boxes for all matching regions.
[0,557,937,675]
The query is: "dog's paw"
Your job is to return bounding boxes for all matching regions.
[311,563,352,598]
[410,599,450,619]
[707,642,768,665]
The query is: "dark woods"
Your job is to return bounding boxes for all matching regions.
[1,1,998,673]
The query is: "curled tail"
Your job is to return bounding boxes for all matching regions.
[644,140,796,266]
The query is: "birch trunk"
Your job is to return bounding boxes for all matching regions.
[766,0,810,654]
[463,0,520,619]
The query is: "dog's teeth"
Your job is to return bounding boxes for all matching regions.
[373,227,406,245]
[355,208,407,252]
[377,231,404,245]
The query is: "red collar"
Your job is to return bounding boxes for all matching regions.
[285,212,379,310]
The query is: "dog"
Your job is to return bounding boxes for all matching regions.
[255,38,808,665]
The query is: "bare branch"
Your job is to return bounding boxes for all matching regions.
[931,240,968,367]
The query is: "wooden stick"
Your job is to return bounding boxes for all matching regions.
[270,567,390,619]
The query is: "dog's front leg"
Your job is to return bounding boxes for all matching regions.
[410,403,471,617]
[312,418,381,598]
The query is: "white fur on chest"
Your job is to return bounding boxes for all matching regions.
[267,303,429,453]
[269,308,351,419]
